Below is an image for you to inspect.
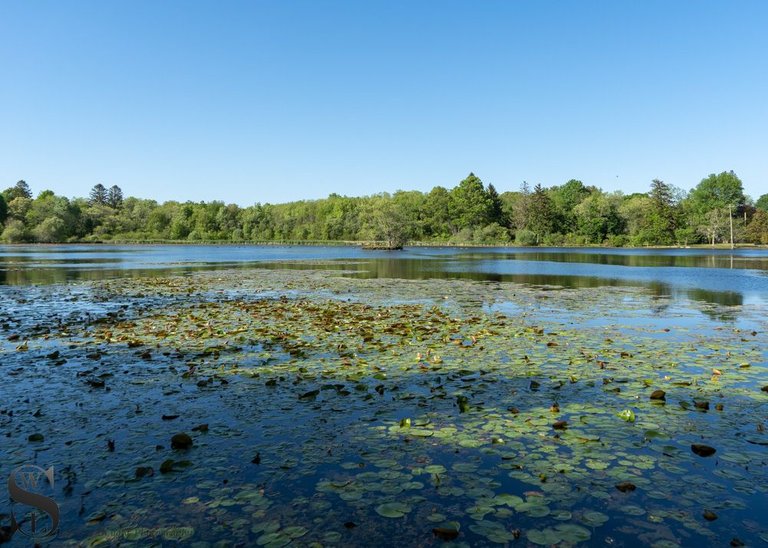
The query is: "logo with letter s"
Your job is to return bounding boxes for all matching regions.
[7,465,60,541]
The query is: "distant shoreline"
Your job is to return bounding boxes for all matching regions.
[1,240,764,250]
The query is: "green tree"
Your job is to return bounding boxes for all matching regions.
[511,182,531,231]
[107,185,124,209]
[8,196,32,222]
[392,190,426,241]
[745,209,768,244]
[527,184,554,244]
[646,179,678,244]
[486,183,506,226]
[169,203,194,240]
[686,171,745,246]
[449,173,493,230]
[0,219,29,243]
[689,171,745,210]
[89,184,108,205]
[0,193,7,226]
[756,193,768,212]
[574,192,624,244]
[360,195,408,247]
[32,217,66,242]
[498,191,520,230]
[548,179,591,234]
[3,180,33,201]
[423,186,452,238]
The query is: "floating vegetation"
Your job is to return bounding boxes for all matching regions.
[0,267,766,546]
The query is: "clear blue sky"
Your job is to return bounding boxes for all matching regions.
[1,1,766,205]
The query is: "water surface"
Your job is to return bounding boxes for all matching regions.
[2,245,767,308]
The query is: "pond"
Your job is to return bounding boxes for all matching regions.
[2,245,768,307]
[0,245,767,546]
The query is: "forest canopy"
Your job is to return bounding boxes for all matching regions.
[2,173,767,246]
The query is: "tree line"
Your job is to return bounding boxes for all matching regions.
[1,172,767,246]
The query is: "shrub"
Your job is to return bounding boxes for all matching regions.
[1,220,29,243]
[515,229,537,246]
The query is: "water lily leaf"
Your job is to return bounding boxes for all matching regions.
[282,525,308,539]
[256,532,289,546]
[375,502,411,518]
[582,510,609,526]
[617,409,636,422]
[424,465,446,475]
[555,523,591,542]
[493,493,523,507]
[527,528,563,545]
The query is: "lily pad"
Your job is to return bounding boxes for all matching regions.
[375,502,411,518]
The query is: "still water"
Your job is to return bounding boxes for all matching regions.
[1,245,767,546]
[1,244,767,307]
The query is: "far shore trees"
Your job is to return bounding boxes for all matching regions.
[0,172,764,246]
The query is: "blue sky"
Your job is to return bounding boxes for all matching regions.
[1,1,766,205]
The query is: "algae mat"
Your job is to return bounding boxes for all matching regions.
[1,268,767,546]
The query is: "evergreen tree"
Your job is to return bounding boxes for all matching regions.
[528,184,554,244]
[107,185,124,209]
[3,180,33,201]
[647,179,677,244]
[89,184,108,205]
[486,183,506,226]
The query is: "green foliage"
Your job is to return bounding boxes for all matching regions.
[685,172,745,245]
[0,170,761,247]
[756,194,768,212]
[486,184,506,226]
[478,222,511,244]
[0,193,7,226]
[1,219,29,243]
[423,186,452,239]
[449,173,494,230]
[514,229,537,246]
[32,217,66,242]
[674,227,698,247]
[361,195,408,247]
[107,185,124,209]
[3,180,33,201]
[574,192,623,244]
[689,171,745,212]
[89,183,108,205]
[746,210,768,244]
[548,179,591,233]
[646,179,679,245]
[527,184,554,244]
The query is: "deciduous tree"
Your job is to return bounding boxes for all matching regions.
[449,173,493,229]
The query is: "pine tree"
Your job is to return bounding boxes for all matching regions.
[3,180,32,201]
[647,179,677,244]
[107,185,124,209]
[89,184,108,205]
[486,183,506,226]
[528,184,554,244]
